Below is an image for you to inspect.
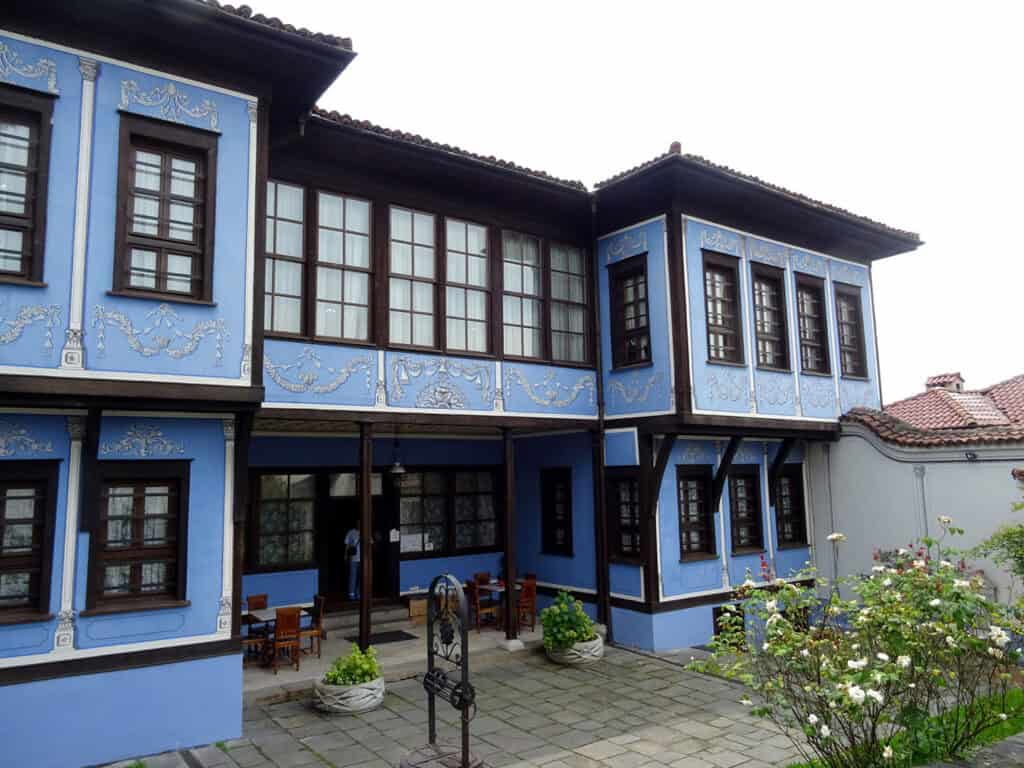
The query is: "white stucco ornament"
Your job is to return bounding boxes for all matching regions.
[826,532,847,543]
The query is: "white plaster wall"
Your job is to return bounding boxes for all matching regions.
[807,426,1024,603]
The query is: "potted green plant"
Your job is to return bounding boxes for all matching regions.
[540,590,603,665]
[313,645,385,714]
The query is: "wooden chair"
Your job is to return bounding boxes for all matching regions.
[270,607,301,674]
[518,577,537,632]
[241,633,265,667]
[473,572,498,607]
[244,593,269,633]
[299,594,326,658]
[465,580,499,633]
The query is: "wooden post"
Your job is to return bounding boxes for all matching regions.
[502,428,517,641]
[231,411,253,638]
[358,422,373,651]
[591,429,610,628]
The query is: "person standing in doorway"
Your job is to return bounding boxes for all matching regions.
[344,526,360,601]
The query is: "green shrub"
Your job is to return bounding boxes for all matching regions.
[323,645,381,686]
[540,590,596,651]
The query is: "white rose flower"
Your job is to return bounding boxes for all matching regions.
[867,689,884,705]
[847,685,866,705]
[877,652,890,662]
[767,613,782,626]
[897,548,908,556]
[938,515,953,525]
[1000,713,1009,721]
[929,598,941,607]
[765,599,778,613]
[940,560,953,569]
[820,725,831,738]
[883,745,894,760]
[742,578,757,589]
[801,648,811,657]
[913,559,927,569]
[946,636,957,648]
[897,655,911,668]
[847,658,868,670]
[908,683,916,689]
[762,642,770,651]
[740,697,752,706]
[988,647,1004,659]
[989,625,1010,648]
[954,579,971,589]
[827,532,847,543]
[882,578,893,587]
[808,713,819,725]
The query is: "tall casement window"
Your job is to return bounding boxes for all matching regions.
[502,231,542,358]
[398,469,500,557]
[90,462,189,608]
[115,115,217,301]
[728,467,763,553]
[795,275,830,374]
[834,283,867,378]
[389,206,436,347]
[445,218,489,353]
[607,470,641,560]
[775,465,807,548]
[315,192,371,341]
[751,264,789,370]
[265,181,305,334]
[540,467,573,556]
[252,473,315,570]
[703,252,743,363]
[550,244,588,363]
[0,86,53,284]
[677,465,715,560]
[609,255,650,368]
[0,462,57,617]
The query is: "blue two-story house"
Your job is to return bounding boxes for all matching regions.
[0,2,922,766]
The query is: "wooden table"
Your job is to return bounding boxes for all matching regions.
[478,582,521,629]
[243,602,313,624]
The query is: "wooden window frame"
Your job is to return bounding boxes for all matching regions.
[398,467,503,561]
[750,263,790,371]
[264,179,308,337]
[548,242,591,366]
[312,189,373,344]
[677,465,716,561]
[540,467,573,557]
[0,460,58,622]
[609,254,652,370]
[774,464,808,549]
[728,465,764,554]
[0,85,53,286]
[795,273,831,375]
[702,250,744,365]
[387,205,440,351]
[86,460,190,613]
[113,114,217,304]
[834,282,868,379]
[443,217,491,356]
[501,230,545,362]
[607,467,642,563]
[249,471,317,573]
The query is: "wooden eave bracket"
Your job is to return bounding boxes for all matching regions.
[768,437,798,506]
[711,436,742,511]
[649,433,678,514]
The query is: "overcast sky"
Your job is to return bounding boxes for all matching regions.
[256,1,1022,404]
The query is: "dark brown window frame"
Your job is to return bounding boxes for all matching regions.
[702,250,744,365]
[250,471,317,573]
[113,113,218,304]
[0,460,58,623]
[834,281,868,379]
[0,85,54,286]
[774,464,808,549]
[795,273,831,375]
[540,467,573,557]
[312,189,373,344]
[501,230,545,362]
[387,204,438,351]
[86,460,190,613]
[548,241,591,365]
[677,464,716,561]
[750,263,790,372]
[728,465,764,554]
[443,216,492,356]
[607,467,642,563]
[264,179,307,336]
[609,254,652,370]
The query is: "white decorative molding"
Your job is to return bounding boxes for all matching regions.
[492,387,505,412]
[54,416,84,653]
[242,98,258,384]
[78,57,98,82]
[756,377,795,407]
[93,304,229,364]
[246,100,257,123]
[0,420,54,456]
[791,250,826,277]
[0,304,61,355]
[705,370,749,405]
[608,372,661,406]
[240,344,251,378]
[264,347,373,395]
[606,230,648,263]
[504,368,595,409]
[801,378,835,410]
[60,328,84,368]
[700,228,741,255]
[53,610,75,652]
[748,240,787,267]
[840,379,879,412]
[830,261,867,286]
[120,80,219,130]
[390,356,492,409]
[100,423,184,457]
[218,418,235,637]
[678,442,710,464]
[0,41,57,93]
[734,444,762,464]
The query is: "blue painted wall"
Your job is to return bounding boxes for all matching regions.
[241,569,317,607]
[0,654,240,768]
[263,341,376,407]
[598,218,674,418]
[401,552,503,595]
[502,362,597,417]
[610,605,653,650]
[609,562,643,599]
[605,428,638,466]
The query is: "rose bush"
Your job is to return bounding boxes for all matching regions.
[692,518,1024,768]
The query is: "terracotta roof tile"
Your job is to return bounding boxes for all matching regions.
[984,374,1024,425]
[594,144,921,244]
[843,408,1024,448]
[310,108,588,192]
[925,372,963,387]
[193,1,353,52]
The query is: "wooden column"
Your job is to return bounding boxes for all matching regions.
[591,429,610,628]
[358,422,373,651]
[502,428,517,640]
[231,411,253,638]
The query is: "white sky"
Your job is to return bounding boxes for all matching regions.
[256,0,1023,404]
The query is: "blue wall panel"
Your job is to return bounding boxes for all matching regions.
[0,654,240,768]
[263,340,376,407]
[536,591,598,621]
[241,569,318,607]
[502,361,597,417]
[610,605,653,650]
[401,552,502,595]
[605,429,638,466]
[386,351,495,412]
[652,604,716,651]
[598,218,674,417]
[609,562,642,598]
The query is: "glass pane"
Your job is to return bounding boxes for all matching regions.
[260,502,287,534]
[447,286,466,317]
[134,150,161,191]
[413,212,434,245]
[2,523,34,552]
[424,525,445,553]
[318,193,343,229]
[467,255,487,288]
[316,301,341,338]
[413,314,433,346]
[318,228,343,264]
[104,564,132,593]
[346,198,370,234]
[276,184,303,221]
[344,306,369,341]
[391,242,412,275]
[413,245,434,278]
[275,220,303,258]
[274,260,302,295]
[317,266,342,300]
[446,220,465,252]
[0,122,30,168]
[344,271,368,303]
[170,158,196,197]
[131,194,160,235]
[504,325,521,357]
[390,278,411,310]
[140,562,167,592]
[167,254,193,294]
[329,473,357,497]
[413,282,433,312]
[289,531,314,562]
[273,297,301,333]
[259,535,287,566]
[467,321,487,353]
[390,311,411,344]
[289,501,314,531]
[391,207,412,241]
[0,228,23,273]
[168,201,196,240]
[346,233,370,268]
[446,318,465,350]
[0,572,30,604]
[504,262,522,294]
[447,251,466,283]
[290,474,315,497]
[467,224,487,255]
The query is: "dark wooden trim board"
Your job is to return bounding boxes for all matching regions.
[608,578,816,615]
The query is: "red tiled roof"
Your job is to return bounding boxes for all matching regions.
[844,372,1024,447]
[193,1,353,52]
[594,144,921,244]
[310,108,589,192]
[925,372,963,388]
[1013,468,1024,483]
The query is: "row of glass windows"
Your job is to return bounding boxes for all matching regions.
[264,182,590,364]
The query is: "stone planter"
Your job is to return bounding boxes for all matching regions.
[546,634,604,665]
[313,676,385,714]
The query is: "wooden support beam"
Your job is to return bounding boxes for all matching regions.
[502,428,518,640]
[650,434,678,507]
[591,429,610,628]
[358,422,373,651]
[231,412,253,638]
[768,437,797,506]
[712,436,743,511]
